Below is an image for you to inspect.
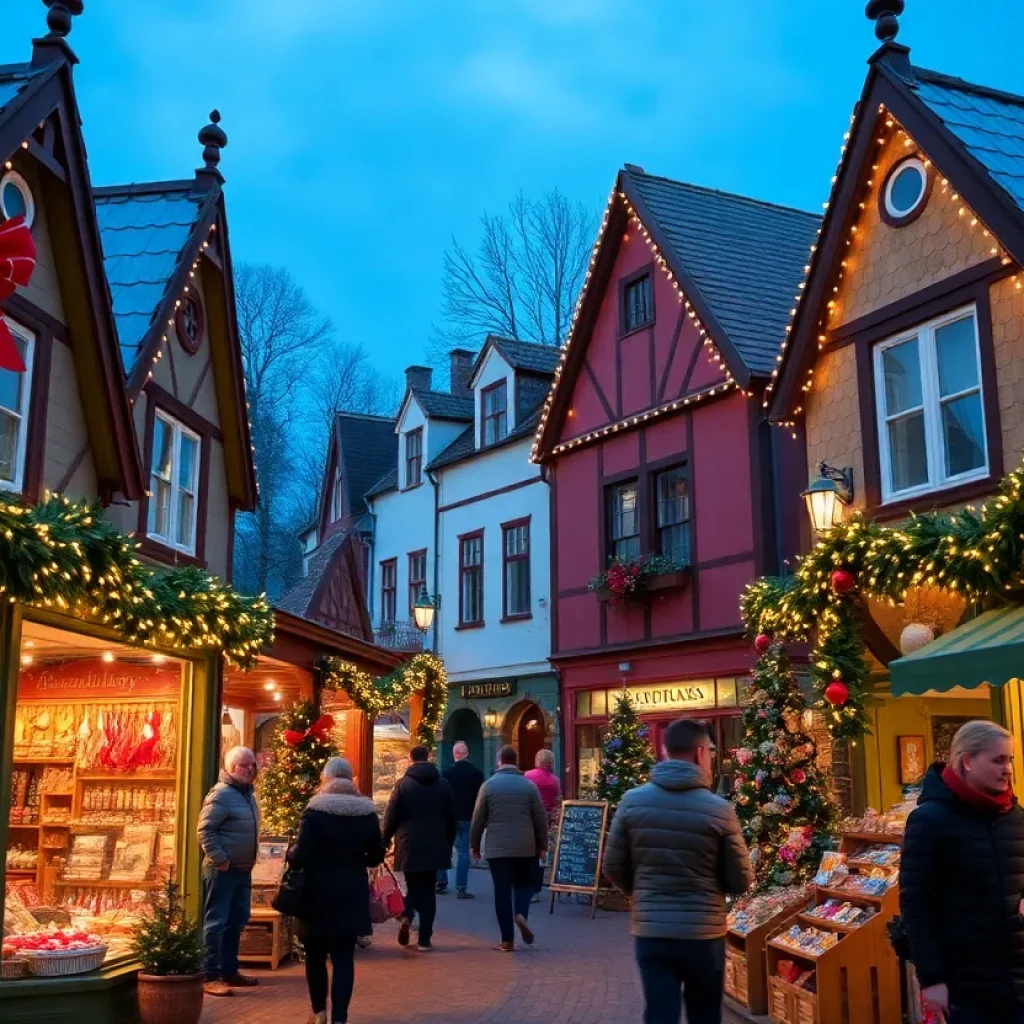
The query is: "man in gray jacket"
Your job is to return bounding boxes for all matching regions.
[197,746,261,997]
[470,745,548,951]
[603,718,752,1024]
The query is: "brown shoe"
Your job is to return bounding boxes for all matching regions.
[224,972,259,987]
[515,913,534,945]
[495,941,514,952]
[204,980,232,997]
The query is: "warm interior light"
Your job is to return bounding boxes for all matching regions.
[264,681,276,691]
[802,464,853,534]
[102,651,115,663]
[273,692,282,702]
[151,654,166,664]
[20,654,32,666]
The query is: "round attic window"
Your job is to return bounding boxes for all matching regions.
[881,157,931,226]
[0,170,34,228]
[175,294,205,355]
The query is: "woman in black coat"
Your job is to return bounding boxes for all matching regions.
[288,757,384,1024]
[899,720,1024,1024]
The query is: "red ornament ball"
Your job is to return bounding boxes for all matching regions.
[754,634,772,654]
[824,680,850,706]
[831,569,856,594]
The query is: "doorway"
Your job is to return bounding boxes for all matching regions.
[503,701,548,771]
[441,707,485,771]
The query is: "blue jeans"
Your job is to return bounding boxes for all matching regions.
[202,866,252,980]
[488,857,534,943]
[635,936,725,1024]
[439,821,472,891]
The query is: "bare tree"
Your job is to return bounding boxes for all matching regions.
[429,188,597,367]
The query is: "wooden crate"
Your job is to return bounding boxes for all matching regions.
[238,907,292,970]
[768,976,796,1023]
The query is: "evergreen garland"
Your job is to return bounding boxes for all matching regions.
[733,642,838,890]
[0,494,273,668]
[742,461,1024,740]
[596,688,654,809]
[258,700,339,836]
[321,652,447,746]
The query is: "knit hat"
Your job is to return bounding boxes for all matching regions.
[322,756,354,781]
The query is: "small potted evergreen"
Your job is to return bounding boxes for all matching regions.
[131,878,205,1024]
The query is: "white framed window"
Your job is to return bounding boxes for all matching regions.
[0,317,35,493]
[148,410,201,554]
[0,170,35,228]
[883,157,928,222]
[874,304,988,503]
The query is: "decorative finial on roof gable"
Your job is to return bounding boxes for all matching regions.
[32,1,83,67]
[866,0,913,78]
[195,110,227,188]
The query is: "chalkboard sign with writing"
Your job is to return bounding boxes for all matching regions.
[548,800,609,918]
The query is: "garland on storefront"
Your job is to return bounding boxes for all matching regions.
[320,652,447,746]
[742,462,1024,741]
[0,494,273,668]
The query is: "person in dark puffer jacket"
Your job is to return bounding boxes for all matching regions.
[603,718,752,1024]
[900,719,1024,1024]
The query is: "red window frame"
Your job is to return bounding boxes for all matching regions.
[481,381,508,446]
[408,548,427,616]
[380,558,397,624]
[501,517,531,621]
[405,428,423,488]
[458,530,485,628]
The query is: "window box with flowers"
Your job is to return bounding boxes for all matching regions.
[588,554,691,604]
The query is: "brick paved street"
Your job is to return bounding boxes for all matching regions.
[201,873,747,1024]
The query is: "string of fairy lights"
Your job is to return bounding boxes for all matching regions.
[766,102,1018,432]
[531,183,742,462]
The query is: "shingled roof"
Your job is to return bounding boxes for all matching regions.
[413,390,474,421]
[336,412,397,513]
[277,529,350,618]
[624,168,821,377]
[93,183,210,370]
[427,406,544,471]
[490,337,561,375]
[0,62,47,120]
[365,467,398,499]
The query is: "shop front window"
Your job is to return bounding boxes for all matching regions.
[5,621,188,965]
[575,724,607,798]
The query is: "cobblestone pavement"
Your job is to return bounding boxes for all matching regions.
[201,872,747,1024]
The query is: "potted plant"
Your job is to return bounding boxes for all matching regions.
[588,553,690,604]
[131,878,205,1024]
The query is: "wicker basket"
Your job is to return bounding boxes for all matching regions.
[597,886,632,912]
[1,958,29,980]
[21,945,107,977]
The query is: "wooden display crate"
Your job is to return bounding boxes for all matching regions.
[238,907,292,971]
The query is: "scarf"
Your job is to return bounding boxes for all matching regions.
[942,764,1015,814]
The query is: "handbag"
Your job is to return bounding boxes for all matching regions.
[271,863,306,918]
[369,864,406,923]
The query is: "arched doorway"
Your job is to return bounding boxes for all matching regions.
[502,701,548,771]
[441,707,484,771]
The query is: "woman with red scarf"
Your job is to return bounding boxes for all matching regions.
[900,720,1024,1023]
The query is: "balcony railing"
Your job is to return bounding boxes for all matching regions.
[374,620,425,652]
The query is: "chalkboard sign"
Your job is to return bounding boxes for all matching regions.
[548,800,609,918]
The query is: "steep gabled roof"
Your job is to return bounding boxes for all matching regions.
[337,412,398,510]
[625,169,821,377]
[365,467,398,499]
[413,389,474,421]
[769,38,1024,422]
[93,182,211,371]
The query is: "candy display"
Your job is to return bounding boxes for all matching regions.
[3,928,105,955]
[5,844,38,871]
[727,884,813,936]
[835,868,897,896]
[774,924,841,956]
[776,959,817,992]
[79,782,176,825]
[805,899,876,926]
[10,768,41,824]
[813,851,848,887]
[841,797,917,836]
[848,843,901,867]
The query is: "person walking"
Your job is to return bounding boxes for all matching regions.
[197,746,261,997]
[470,745,548,952]
[382,745,457,951]
[525,748,561,900]
[603,718,752,1024]
[900,720,1024,1024]
[288,757,384,1024]
[438,740,485,898]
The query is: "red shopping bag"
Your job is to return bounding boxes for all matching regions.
[369,864,406,924]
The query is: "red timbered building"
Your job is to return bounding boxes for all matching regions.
[532,166,819,796]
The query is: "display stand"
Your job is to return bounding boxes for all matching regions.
[725,890,812,1015]
[764,829,903,1024]
[238,907,292,970]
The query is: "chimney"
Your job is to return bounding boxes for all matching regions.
[865,0,913,78]
[449,349,475,397]
[405,365,432,393]
[31,1,83,68]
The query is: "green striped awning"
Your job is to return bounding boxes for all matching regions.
[890,605,1024,696]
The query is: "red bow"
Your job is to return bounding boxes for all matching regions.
[283,714,334,748]
[0,215,36,373]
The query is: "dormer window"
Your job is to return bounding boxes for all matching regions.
[405,428,423,487]
[622,270,653,334]
[482,381,508,445]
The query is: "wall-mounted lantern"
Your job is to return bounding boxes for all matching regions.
[802,462,854,534]
[483,708,500,730]
[413,584,437,632]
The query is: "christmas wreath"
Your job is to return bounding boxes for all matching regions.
[321,652,447,746]
[742,461,1024,741]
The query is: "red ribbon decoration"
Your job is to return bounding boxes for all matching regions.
[0,215,36,373]
[283,714,335,748]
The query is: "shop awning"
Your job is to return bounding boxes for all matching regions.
[890,605,1024,696]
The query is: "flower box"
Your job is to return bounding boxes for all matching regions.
[594,568,691,603]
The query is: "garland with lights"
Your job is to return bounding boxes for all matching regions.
[733,639,838,890]
[743,461,1024,740]
[0,494,272,668]
[321,652,447,746]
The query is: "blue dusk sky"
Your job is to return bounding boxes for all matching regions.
[6,1,1024,381]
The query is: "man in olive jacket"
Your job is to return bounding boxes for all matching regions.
[603,719,752,1024]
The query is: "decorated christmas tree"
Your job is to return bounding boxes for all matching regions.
[596,689,655,809]
[257,700,338,836]
[733,637,838,890]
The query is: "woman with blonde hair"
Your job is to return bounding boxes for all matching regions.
[900,719,1024,1023]
[287,757,384,1024]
